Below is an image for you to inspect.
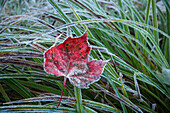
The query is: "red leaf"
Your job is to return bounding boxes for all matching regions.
[44,31,107,107]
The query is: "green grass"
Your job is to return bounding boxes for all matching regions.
[0,0,170,112]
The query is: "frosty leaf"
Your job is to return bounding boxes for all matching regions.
[44,31,107,88]
[44,31,107,107]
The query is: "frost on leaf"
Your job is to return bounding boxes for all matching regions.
[44,31,107,88]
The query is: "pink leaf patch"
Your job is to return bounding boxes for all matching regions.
[44,31,107,107]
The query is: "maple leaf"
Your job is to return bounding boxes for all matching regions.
[44,31,107,107]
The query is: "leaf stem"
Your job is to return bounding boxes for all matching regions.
[74,86,83,113]
[57,76,67,108]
